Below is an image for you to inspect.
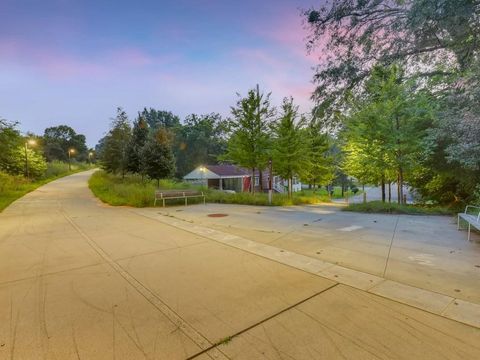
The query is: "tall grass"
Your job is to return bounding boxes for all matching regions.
[88,170,332,207]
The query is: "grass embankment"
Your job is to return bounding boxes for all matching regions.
[342,200,453,215]
[88,170,332,207]
[0,161,94,212]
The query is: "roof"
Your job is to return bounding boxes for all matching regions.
[183,164,249,180]
[205,165,249,177]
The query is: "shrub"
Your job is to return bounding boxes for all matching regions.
[342,201,453,215]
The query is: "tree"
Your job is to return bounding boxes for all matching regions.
[43,125,88,161]
[140,128,176,187]
[100,108,132,177]
[139,108,181,130]
[0,118,22,174]
[301,121,335,190]
[175,113,228,177]
[303,0,480,129]
[224,85,275,193]
[127,116,149,175]
[342,65,434,203]
[271,97,309,198]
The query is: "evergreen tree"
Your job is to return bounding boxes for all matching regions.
[127,116,149,175]
[223,85,275,193]
[100,108,132,177]
[271,97,309,198]
[301,121,335,191]
[140,128,176,187]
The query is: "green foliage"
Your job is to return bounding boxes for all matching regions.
[139,108,180,130]
[343,201,453,216]
[43,125,88,161]
[223,85,275,190]
[301,121,335,187]
[175,113,228,177]
[271,97,309,197]
[89,171,195,207]
[100,107,132,176]
[140,129,176,185]
[0,119,22,174]
[304,0,480,128]
[342,65,434,201]
[127,116,149,174]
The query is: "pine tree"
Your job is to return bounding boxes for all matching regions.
[140,129,176,187]
[271,97,309,198]
[127,116,149,175]
[100,107,132,177]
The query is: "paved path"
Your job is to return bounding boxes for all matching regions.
[0,171,479,359]
[334,185,413,204]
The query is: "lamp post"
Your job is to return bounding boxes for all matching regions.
[88,152,94,164]
[199,166,206,189]
[68,148,75,171]
[24,139,36,178]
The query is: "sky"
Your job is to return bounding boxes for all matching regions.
[0,0,323,147]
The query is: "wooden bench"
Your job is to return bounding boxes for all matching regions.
[457,205,480,241]
[154,190,205,207]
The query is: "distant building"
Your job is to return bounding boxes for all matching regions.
[183,165,301,193]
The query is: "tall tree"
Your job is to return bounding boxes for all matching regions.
[342,65,434,203]
[139,108,181,130]
[224,85,275,193]
[126,116,149,175]
[272,98,309,198]
[303,0,480,129]
[100,108,132,177]
[175,113,228,177]
[140,128,176,187]
[301,121,335,190]
[43,125,88,161]
[0,118,22,174]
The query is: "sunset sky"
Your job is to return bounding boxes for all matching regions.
[0,0,322,146]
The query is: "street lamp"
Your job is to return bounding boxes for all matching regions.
[88,152,94,164]
[24,139,36,178]
[68,148,75,171]
[199,166,206,189]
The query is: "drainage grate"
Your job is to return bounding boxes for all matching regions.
[207,213,228,218]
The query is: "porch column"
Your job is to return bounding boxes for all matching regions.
[219,177,223,190]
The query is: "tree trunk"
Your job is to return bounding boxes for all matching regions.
[381,176,386,203]
[388,182,392,203]
[288,177,293,199]
[397,172,401,204]
[399,167,404,204]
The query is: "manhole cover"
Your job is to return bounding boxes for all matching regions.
[207,213,228,218]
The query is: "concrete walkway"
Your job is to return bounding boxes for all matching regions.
[0,171,479,359]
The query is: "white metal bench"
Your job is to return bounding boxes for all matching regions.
[457,205,480,241]
[154,190,205,207]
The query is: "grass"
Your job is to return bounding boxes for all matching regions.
[0,161,94,212]
[342,200,453,215]
[88,170,332,207]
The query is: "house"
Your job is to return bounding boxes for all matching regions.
[183,165,251,192]
[183,164,302,193]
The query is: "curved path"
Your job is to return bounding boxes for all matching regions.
[0,171,479,359]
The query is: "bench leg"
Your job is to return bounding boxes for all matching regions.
[204,196,206,205]
[154,199,156,207]
[185,197,187,206]
[457,215,460,230]
[163,199,165,208]
[468,223,471,241]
